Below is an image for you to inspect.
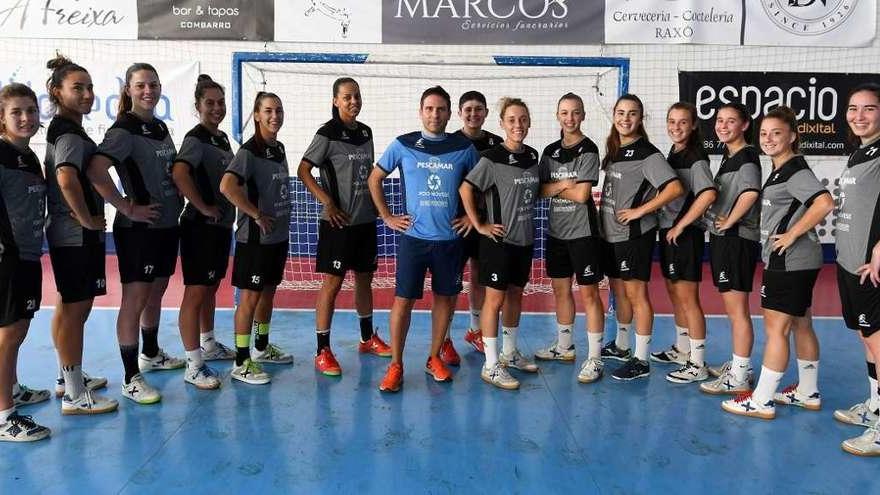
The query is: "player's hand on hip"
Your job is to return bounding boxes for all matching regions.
[383,214,412,232]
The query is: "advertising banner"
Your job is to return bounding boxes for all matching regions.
[604,0,742,44]
[744,0,876,47]
[275,0,382,43]
[381,0,604,44]
[138,0,273,40]
[0,0,138,39]
[679,71,879,156]
[0,60,200,146]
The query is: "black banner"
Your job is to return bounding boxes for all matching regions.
[679,71,879,156]
[138,0,273,40]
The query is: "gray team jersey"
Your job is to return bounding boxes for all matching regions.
[599,138,678,243]
[539,136,600,240]
[704,145,761,241]
[760,156,828,271]
[225,137,291,245]
[0,140,45,261]
[659,146,715,229]
[302,119,376,226]
[175,125,235,227]
[44,116,103,247]
[94,112,181,229]
[465,144,541,247]
[835,137,880,275]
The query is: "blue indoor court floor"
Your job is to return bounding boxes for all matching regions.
[1,308,876,494]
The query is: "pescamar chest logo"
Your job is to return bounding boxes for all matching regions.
[141,124,151,136]
[552,148,560,158]
[509,154,518,164]
[415,138,425,149]
[760,0,858,36]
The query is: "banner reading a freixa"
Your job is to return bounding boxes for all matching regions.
[679,71,879,156]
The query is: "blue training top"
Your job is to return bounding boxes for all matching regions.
[377,131,479,241]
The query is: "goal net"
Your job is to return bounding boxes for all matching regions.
[232,53,627,293]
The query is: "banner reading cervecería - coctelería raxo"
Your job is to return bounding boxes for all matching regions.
[679,71,879,156]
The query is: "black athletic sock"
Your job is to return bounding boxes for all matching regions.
[868,361,877,379]
[141,326,159,358]
[120,343,140,383]
[359,314,374,342]
[235,334,251,366]
[317,330,331,355]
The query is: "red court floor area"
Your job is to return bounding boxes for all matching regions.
[41,255,843,317]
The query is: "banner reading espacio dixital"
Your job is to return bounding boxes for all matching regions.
[679,71,879,156]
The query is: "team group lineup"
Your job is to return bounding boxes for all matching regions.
[0,54,879,456]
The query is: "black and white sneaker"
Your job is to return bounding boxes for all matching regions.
[12,384,50,407]
[600,341,631,362]
[666,361,709,384]
[611,358,650,381]
[0,413,50,442]
[650,345,688,365]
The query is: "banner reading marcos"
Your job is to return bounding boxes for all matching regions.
[679,71,879,156]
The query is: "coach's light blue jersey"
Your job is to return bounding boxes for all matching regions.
[377,131,479,241]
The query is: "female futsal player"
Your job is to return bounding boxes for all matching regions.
[221,92,292,385]
[44,54,116,412]
[0,83,52,440]
[461,97,541,390]
[298,77,391,377]
[89,63,184,404]
[722,106,832,419]
[171,75,238,390]
[533,93,606,384]
[599,94,683,381]
[447,90,504,361]
[654,102,717,384]
[833,83,880,455]
[699,103,761,396]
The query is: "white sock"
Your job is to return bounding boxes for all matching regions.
[752,366,784,407]
[200,330,217,351]
[445,312,454,340]
[615,322,631,351]
[690,338,706,366]
[634,333,652,361]
[557,322,573,349]
[869,376,879,412]
[796,359,819,396]
[675,325,690,352]
[0,407,14,423]
[501,326,518,355]
[56,354,63,381]
[470,311,480,331]
[587,331,604,359]
[731,354,751,383]
[11,383,20,396]
[62,364,85,399]
[186,349,204,370]
[484,337,499,368]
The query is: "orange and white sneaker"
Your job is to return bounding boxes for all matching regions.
[315,347,342,376]
[358,333,392,357]
[463,329,485,354]
[379,363,403,392]
[439,338,461,366]
[425,356,453,382]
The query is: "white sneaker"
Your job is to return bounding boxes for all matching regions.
[61,390,119,415]
[666,361,709,384]
[534,340,575,362]
[773,383,821,411]
[650,345,689,365]
[708,360,731,378]
[0,413,50,442]
[121,373,161,405]
[577,357,604,384]
[842,422,880,456]
[12,384,50,407]
[721,392,776,419]
[481,362,520,390]
[834,400,880,427]
[202,341,236,361]
[184,364,221,390]
[139,348,186,372]
[699,371,750,395]
[252,343,293,365]
[55,371,109,398]
[231,359,271,385]
[499,349,539,373]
